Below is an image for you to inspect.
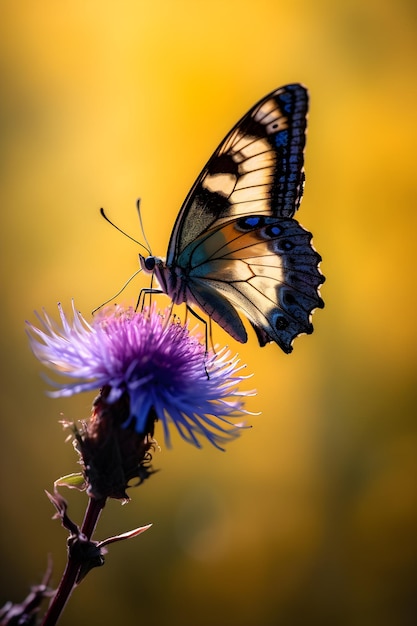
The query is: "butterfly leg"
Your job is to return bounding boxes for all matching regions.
[185,305,211,379]
[186,305,209,350]
[184,305,216,354]
[136,287,163,312]
[208,318,216,355]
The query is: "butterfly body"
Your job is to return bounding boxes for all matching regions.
[140,84,324,353]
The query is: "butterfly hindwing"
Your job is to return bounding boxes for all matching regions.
[177,214,324,353]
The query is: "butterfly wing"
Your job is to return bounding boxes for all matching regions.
[166,83,308,264]
[177,215,324,353]
[162,83,324,351]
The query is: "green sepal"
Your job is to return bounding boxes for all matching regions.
[54,472,86,491]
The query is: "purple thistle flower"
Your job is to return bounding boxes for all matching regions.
[27,302,253,451]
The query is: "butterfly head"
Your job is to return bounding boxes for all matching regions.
[139,253,175,300]
[139,254,165,274]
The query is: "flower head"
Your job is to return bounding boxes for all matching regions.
[27,303,253,451]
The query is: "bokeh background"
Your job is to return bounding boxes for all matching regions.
[1,1,416,625]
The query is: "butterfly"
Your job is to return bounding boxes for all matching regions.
[140,83,324,353]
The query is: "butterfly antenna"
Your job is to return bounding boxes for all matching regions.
[92,268,143,315]
[136,199,152,255]
[100,207,150,255]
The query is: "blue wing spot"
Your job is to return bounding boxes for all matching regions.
[265,224,283,238]
[237,216,265,230]
[277,93,293,114]
[275,130,289,148]
[278,93,291,104]
[277,239,294,251]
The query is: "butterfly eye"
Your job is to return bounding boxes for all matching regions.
[144,256,156,271]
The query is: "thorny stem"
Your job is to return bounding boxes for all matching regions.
[40,497,106,626]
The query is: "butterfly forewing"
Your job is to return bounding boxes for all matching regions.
[166,84,308,264]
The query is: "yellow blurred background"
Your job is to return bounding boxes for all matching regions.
[1,1,416,625]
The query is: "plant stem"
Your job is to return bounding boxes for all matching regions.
[40,497,106,626]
